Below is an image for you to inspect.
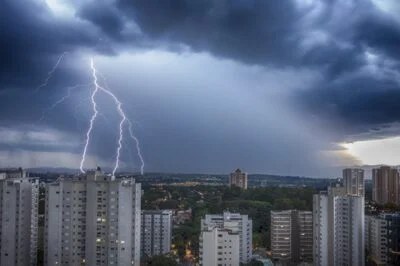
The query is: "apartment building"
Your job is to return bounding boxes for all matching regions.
[44,168,141,266]
[0,168,39,266]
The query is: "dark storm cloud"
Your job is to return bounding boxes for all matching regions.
[1,0,400,172]
[109,0,368,75]
[106,0,399,138]
[77,2,125,40]
[296,5,400,139]
[355,12,400,61]
[0,0,96,89]
[297,74,400,139]
[114,0,303,66]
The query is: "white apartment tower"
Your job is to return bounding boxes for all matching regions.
[200,212,252,264]
[271,210,313,263]
[0,168,39,266]
[200,226,240,266]
[343,168,364,196]
[229,169,248,189]
[313,186,364,266]
[44,168,141,266]
[141,210,172,258]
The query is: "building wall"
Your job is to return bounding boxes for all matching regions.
[313,189,364,266]
[229,169,248,189]
[385,213,400,265]
[366,213,400,266]
[343,168,364,196]
[202,212,252,263]
[271,210,314,262]
[369,216,387,265]
[373,166,400,205]
[200,227,240,266]
[298,211,313,261]
[0,177,38,266]
[313,194,331,266]
[44,172,141,266]
[141,210,172,258]
[271,211,292,261]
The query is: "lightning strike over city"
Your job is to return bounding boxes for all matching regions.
[128,119,145,176]
[3,1,400,264]
[80,58,100,173]
[34,52,146,176]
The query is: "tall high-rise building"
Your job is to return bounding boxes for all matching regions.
[372,166,400,205]
[200,212,252,264]
[229,169,248,189]
[313,186,364,266]
[141,210,172,258]
[271,210,313,263]
[44,168,141,266]
[343,168,364,196]
[365,213,400,265]
[0,168,39,266]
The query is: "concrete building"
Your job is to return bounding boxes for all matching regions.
[372,166,400,205]
[44,168,141,266]
[313,186,364,266]
[200,212,252,264]
[271,210,313,264]
[141,210,172,258]
[229,169,248,189]
[199,226,240,266]
[365,214,388,265]
[0,168,39,266]
[343,168,364,196]
[365,213,400,265]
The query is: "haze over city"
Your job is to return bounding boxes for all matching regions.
[1,0,400,177]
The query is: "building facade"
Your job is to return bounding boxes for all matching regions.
[372,166,400,205]
[271,210,313,263]
[200,226,240,266]
[141,210,172,258]
[343,168,364,196]
[0,168,39,266]
[229,169,248,189]
[366,213,400,265]
[44,168,141,266]
[200,212,252,264]
[313,186,364,266]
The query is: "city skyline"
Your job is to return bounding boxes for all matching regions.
[1,1,400,177]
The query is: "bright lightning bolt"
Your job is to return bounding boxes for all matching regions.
[35,52,68,93]
[39,54,145,177]
[97,71,145,175]
[39,84,91,122]
[80,59,99,173]
[127,119,145,175]
[83,58,127,177]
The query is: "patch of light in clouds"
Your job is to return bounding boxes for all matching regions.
[343,137,400,165]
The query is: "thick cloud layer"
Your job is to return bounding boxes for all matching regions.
[0,0,400,175]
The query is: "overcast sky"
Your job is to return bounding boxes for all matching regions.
[1,0,400,177]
